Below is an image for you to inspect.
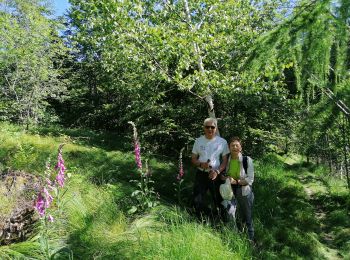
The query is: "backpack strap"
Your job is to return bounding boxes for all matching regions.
[243,155,248,173]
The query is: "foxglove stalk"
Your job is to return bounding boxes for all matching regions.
[43,188,53,207]
[177,148,185,180]
[35,192,46,217]
[134,140,142,169]
[46,178,54,191]
[127,122,159,212]
[55,145,66,187]
[34,144,66,221]
[128,121,142,169]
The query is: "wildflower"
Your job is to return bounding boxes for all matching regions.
[34,144,66,219]
[134,140,142,169]
[43,187,53,207]
[127,122,159,212]
[35,188,54,218]
[128,121,142,169]
[55,145,66,187]
[177,148,185,180]
[56,171,65,188]
[46,178,54,191]
[35,192,46,217]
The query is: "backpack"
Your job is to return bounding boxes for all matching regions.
[242,155,253,189]
[242,155,248,174]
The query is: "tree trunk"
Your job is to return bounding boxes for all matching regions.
[183,0,219,134]
[342,115,350,189]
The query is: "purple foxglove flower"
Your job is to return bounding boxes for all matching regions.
[46,178,55,191]
[43,188,53,207]
[128,121,143,170]
[177,148,185,180]
[177,168,184,180]
[134,141,142,169]
[34,192,46,217]
[55,147,66,187]
[56,171,65,187]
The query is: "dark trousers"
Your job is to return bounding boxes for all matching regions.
[193,170,222,219]
[233,185,254,240]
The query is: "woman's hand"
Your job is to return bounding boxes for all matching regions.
[229,177,237,185]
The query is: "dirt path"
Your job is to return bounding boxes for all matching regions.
[299,176,343,259]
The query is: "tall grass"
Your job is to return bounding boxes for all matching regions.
[1,123,349,259]
[0,240,44,259]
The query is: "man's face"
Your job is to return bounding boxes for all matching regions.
[204,122,216,139]
[230,141,241,154]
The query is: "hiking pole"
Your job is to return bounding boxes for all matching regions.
[208,159,219,216]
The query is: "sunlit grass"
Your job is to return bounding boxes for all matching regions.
[0,123,349,259]
[282,153,304,165]
[0,240,44,259]
[121,206,251,260]
[253,153,349,259]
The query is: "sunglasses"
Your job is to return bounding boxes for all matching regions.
[205,125,216,129]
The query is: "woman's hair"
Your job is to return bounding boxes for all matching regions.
[229,136,241,144]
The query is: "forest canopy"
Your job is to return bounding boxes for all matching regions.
[1,0,350,183]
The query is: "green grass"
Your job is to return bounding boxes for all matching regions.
[0,122,349,259]
[253,154,349,259]
[0,240,44,259]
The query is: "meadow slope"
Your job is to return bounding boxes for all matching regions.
[0,123,349,259]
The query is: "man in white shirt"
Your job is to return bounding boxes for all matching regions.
[191,118,230,219]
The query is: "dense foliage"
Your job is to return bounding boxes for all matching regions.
[1,0,350,180]
[1,1,349,258]
[0,0,70,127]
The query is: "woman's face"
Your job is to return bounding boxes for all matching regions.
[230,140,242,154]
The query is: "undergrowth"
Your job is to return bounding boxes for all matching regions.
[0,122,349,259]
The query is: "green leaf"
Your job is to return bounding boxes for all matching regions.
[128,206,138,214]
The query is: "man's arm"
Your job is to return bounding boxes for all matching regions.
[191,153,201,167]
[192,153,211,169]
[209,154,228,180]
[218,154,228,174]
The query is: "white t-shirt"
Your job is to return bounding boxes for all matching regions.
[192,135,230,170]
